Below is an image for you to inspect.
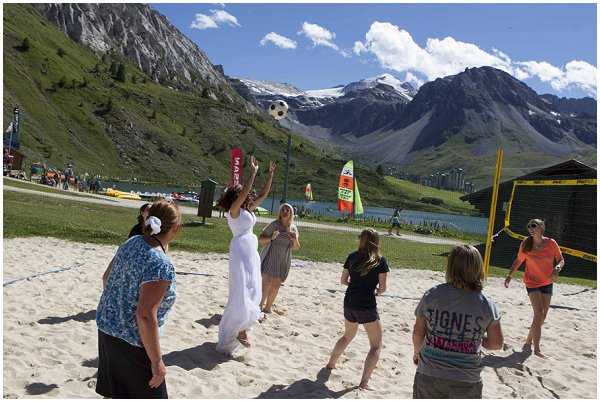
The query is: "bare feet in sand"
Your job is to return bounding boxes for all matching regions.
[258,312,267,323]
[358,382,372,391]
[534,350,548,358]
[325,363,336,370]
[273,308,286,316]
[237,331,251,347]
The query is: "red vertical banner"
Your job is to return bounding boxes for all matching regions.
[230,147,244,186]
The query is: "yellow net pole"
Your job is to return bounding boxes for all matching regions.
[483,148,504,278]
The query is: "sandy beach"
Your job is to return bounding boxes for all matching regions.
[3,237,597,398]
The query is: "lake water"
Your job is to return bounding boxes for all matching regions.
[101,181,488,235]
[264,199,488,235]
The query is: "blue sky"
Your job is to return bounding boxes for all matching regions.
[153,3,597,98]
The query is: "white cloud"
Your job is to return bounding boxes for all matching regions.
[353,41,367,55]
[190,9,240,30]
[354,21,597,97]
[561,60,597,94]
[210,9,240,27]
[404,72,425,89]
[260,32,297,50]
[190,14,218,30]
[298,22,338,50]
[517,61,563,82]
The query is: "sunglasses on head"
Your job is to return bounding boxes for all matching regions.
[527,223,538,229]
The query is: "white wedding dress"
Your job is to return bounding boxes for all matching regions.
[216,208,262,354]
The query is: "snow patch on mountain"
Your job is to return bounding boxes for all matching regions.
[237,78,304,97]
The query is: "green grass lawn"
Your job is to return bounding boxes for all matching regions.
[5,177,485,242]
[4,191,595,288]
[383,176,477,216]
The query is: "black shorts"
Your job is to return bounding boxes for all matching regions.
[526,283,553,295]
[344,306,379,324]
[96,330,168,399]
[391,222,401,228]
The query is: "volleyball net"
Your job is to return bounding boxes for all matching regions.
[502,179,597,262]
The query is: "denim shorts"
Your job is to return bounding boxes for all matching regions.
[343,306,379,324]
[526,283,553,295]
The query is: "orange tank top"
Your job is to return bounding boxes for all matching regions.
[516,238,563,288]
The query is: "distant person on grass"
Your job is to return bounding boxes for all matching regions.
[326,228,388,391]
[412,245,503,399]
[388,208,401,236]
[504,218,564,358]
[63,164,74,190]
[128,203,151,239]
[96,199,182,398]
[258,203,300,315]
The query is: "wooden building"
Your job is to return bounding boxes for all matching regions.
[461,160,597,279]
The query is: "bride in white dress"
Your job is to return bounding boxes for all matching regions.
[216,156,276,354]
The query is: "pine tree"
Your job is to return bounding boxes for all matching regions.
[109,62,118,77]
[116,64,126,82]
[20,37,30,51]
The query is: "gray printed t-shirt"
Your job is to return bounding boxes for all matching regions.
[414,283,501,383]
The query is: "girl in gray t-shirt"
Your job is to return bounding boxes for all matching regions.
[412,245,504,399]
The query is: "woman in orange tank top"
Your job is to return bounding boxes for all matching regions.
[504,218,564,358]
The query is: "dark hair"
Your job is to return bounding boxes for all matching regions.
[217,185,256,212]
[446,245,484,291]
[142,199,181,236]
[137,203,151,224]
[522,218,545,253]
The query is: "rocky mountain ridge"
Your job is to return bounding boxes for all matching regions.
[31,3,246,106]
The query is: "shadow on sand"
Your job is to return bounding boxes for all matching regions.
[163,342,232,371]
[196,314,222,329]
[256,368,358,399]
[482,349,532,369]
[37,310,96,325]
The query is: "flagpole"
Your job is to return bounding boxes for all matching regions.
[352,165,356,219]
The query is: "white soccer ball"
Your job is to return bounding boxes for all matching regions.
[268,100,289,120]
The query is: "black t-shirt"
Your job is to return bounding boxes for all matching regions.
[128,223,143,239]
[343,251,389,309]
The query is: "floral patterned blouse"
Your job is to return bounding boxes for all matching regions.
[96,235,176,347]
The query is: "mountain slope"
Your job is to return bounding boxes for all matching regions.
[31,3,237,100]
[3,4,476,212]
[232,74,416,140]
[237,67,595,187]
[355,68,596,186]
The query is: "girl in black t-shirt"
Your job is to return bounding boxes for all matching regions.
[326,228,389,390]
[128,203,151,239]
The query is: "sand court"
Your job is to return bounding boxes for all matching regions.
[3,237,597,398]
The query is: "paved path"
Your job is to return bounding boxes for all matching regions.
[4,183,462,246]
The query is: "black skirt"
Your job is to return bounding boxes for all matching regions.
[96,330,168,399]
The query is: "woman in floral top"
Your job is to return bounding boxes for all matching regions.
[96,200,182,398]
